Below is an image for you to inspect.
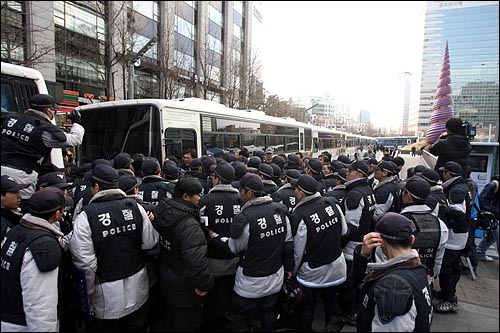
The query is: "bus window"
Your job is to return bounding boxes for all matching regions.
[165,128,196,161]
[78,104,161,163]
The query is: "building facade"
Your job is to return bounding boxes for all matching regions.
[399,72,412,136]
[409,1,499,140]
[1,1,254,107]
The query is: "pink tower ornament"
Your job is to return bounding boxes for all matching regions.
[426,42,454,144]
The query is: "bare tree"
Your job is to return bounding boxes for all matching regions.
[1,2,72,67]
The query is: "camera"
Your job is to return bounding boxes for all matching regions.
[460,121,476,139]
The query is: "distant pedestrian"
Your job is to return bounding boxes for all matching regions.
[411,146,417,157]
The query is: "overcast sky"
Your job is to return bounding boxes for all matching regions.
[255,1,426,129]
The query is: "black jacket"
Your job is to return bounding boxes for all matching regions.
[429,134,471,176]
[154,198,214,307]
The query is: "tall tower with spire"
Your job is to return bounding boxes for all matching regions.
[426,42,454,144]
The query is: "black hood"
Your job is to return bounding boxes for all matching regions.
[446,134,470,149]
[156,198,200,229]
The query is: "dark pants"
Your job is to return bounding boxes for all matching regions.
[297,285,339,331]
[91,301,149,333]
[338,260,356,317]
[165,304,203,332]
[227,292,279,332]
[202,275,235,331]
[466,220,478,269]
[439,249,462,302]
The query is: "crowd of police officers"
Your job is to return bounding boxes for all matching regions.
[1,97,479,332]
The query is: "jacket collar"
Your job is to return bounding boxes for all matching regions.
[241,196,273,212]
[209,184,240,194]
[21,213,64,237]
[89,188,127,204]
[293,192,322,211]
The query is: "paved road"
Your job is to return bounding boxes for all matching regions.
[311,153,500,332]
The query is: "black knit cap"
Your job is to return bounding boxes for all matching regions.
[376,212,416,241]
[118,175,142,193]
[404,176,431,201]
[1,175,30,192]
[258,163,274,179]
[29,187,66,214]
[92,164,119,186]
[37,171,72,189]
[162,161,179,179]
[347,161,369,177]
[214,161,235,183]
[141,158,161,175]
[290,174,317,195]
[285,169,301,181]
[231,161,247,179]
[30,94,61,110]
[113,153,133,169]
[240,173,264,192]
[305,158,322,174]
[421,169,440,186]
[439,161,462,176]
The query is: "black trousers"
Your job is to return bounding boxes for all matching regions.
[439,249,462,302]
[164,304,203,332]
[202,275,235,331]
[338,260,356,317]
[91,301,149,333]
[296,284,339,331]
[227,291,279,332]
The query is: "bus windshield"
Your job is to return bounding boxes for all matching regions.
[78,104,161,163]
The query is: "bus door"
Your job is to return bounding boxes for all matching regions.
[299,127,304,151]
[163,107,200,160]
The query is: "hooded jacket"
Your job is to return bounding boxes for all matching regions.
[154,198,214,307]
[429,134,471,175]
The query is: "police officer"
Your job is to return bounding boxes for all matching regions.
[1,175,29,240]
[372,161,401,222]
[352,213,432,332]
[324,168,348,206]
[69,164,159,331]
[1,187,65,331]
[435,161,471,313]
[271,169,301,214]
[161,160,179,198]
[226,173,293,331]
[258,163,278,195]
[154,177,214,332]
[422,169,447,217]
[291,174,348,330]
[400,177,448,285]
[113,152,135,177]
[139,157,172,205]
[1,94,84,202]
[198,162,243,331]
[304,158,327,195]
[338,160,375,325]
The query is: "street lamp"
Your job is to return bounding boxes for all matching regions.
[303,102,319,123]
[127,37,158,99]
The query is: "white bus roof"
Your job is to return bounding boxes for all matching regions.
[1,62,48,94]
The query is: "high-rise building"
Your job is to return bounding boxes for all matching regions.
[409,1,499,140]
[1,1,254,107]
[399,72,412,136]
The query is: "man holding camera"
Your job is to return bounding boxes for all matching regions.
[1,94,84,202]
[428,117,471,180]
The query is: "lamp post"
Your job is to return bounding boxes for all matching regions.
[127,37,158,99]
[303,102,319,123]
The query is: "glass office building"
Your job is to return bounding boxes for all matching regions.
[410,1,499,141]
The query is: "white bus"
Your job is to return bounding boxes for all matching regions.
[75,98,375,163]
[1,62,64,168]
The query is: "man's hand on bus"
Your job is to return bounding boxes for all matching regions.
[68,109,81,124]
